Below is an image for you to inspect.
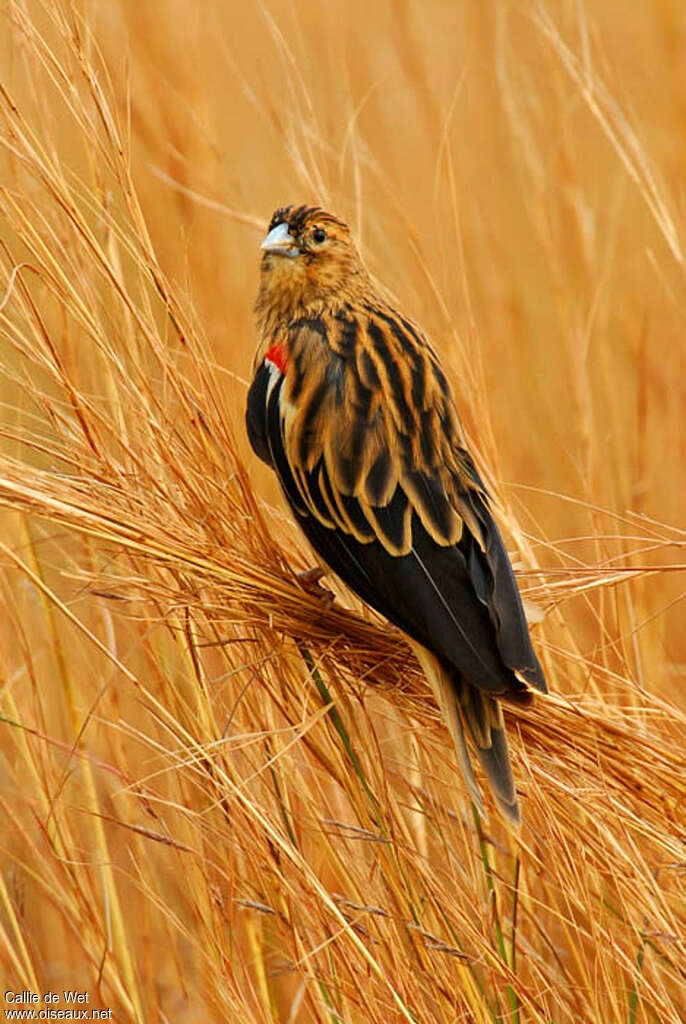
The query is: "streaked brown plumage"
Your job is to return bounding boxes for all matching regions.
[247,203,547,823]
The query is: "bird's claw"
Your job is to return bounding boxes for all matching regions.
[296,567,327,586]
[295,566,335,608]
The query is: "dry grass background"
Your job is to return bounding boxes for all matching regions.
[0,1,684,1021]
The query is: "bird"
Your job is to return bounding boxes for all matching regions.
[246,203,547,824]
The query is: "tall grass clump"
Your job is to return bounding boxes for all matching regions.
[0,1,684,1021]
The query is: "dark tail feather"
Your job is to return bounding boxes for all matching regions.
[412,643,521,824]
[412,643,485,818]
[459,684,520,825]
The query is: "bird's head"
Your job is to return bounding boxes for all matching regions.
[255,204,370,329]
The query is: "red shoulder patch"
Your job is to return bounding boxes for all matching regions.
[265,343,288,375]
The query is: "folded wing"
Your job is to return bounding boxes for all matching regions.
[246,313,545,700]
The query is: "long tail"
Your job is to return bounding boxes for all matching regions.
[412,643,521,825]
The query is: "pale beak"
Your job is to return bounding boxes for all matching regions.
[260,221,300,257]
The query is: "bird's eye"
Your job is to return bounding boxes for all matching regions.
[313,228,326,244]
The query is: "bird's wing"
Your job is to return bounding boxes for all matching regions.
[248,313,546,698]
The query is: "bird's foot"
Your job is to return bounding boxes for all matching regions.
[295,566,335,608]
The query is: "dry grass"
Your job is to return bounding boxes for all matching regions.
[0,1,684,1021]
